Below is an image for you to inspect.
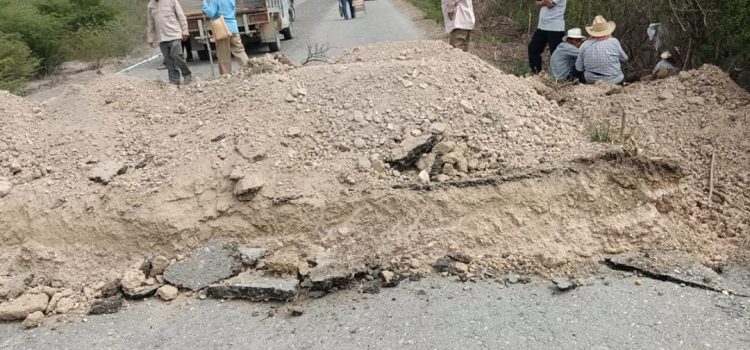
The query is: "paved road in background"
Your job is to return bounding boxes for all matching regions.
[2,276,748,349]
[123,0,425,82]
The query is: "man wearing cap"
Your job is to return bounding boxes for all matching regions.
[528,0,567,74]
[549,28,584,82]
[442,0,475,52]
[576,15,629,84]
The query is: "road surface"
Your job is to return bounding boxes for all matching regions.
[1,275,749,349]
[123,0,426,82]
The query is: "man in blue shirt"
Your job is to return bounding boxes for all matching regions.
[202,0,250,75]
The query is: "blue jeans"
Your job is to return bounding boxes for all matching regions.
[340,0,351,19]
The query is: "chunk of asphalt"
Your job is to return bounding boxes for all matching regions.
[164,240,243,291]
[123,284,161,300]
[552,277,576,291]
[207,273,298,302]
[386,134,442,171]
[606,252,750,296]
[88,295,123,315]
[308,261,355,292]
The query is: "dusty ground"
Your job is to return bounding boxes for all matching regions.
[0,4,748,334]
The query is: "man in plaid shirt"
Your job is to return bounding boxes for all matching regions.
[576,15,629,84]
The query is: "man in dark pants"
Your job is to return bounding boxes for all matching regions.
[528,0,567,74]
[182,39,193,62]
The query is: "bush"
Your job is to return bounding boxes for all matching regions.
[0,0,69,73]
[0,33,40,94]
[34,0,117,31]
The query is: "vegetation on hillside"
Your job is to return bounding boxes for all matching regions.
[0,0,147,94]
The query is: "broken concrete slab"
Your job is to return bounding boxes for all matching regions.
[606,252,750,297]
[164,240,243,291]
[88,160,127,185]
[308,257,355,292]
[239,247,270,267]
[386,134,442,171]
[0,293,49,321]
[207,273,298,302]
[233,175,265,201]
[88,295,123,315]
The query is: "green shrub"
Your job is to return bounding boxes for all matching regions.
[0,0,69,73]
[0,33,40,94]
[34,0,117,31]
[406,0,443,23]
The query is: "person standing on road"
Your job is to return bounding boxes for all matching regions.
[340,0,355,20]
[202,0,250,76]
[575,15,629,84]
[528,0,567,74]
[442,0,475,52]
[147,0,192,85]
[549,27,584,82]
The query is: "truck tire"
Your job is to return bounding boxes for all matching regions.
[282,25,293,40]
[268,40,280,53]
[197,50,210,61]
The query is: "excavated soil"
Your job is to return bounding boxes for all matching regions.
[1,41,748,291]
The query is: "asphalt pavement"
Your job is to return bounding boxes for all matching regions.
[123,0,426,82]
[1,275,749,349]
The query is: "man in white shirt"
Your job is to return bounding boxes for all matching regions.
[442,0,476,52]
[528,0,567,74]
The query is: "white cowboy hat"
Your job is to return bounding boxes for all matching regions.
[563,28,585,41]
[660,51,672,59]
[586,15,616,37]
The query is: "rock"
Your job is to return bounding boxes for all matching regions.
[381,270,395,284]
[0,273,32,299]
[401,79,414,88]
[418,170,430,184]
[436,174,451,182]
[287,126,301,137]
[164,240,243,291]
[95,274,121,298]
[121,269,146,292]
[505,274,520,284]
[658,91,675,101]
[552,277,576,291]
[233,175,264,201]
[0,293,49,321]
[460,100,475,114]
[0,179,12,198]
[454,262,469,274]
[433,256,455,274]
[207,273,298,301]
[54,297,75,314]
[284,94,296,103]
[386,134,442,171]
[88,160,127,185]
[22,311,44,329]
[353,138,367,149]
[156,285,179,301]
[433,141,455,154]
[357,158,372,172]
[123,283,161,300]
[291,85,307,98]
[149,255,171,277]
[289,305,305,316]
[229,168,245,181]
[449,253,472,264]
[239,247,269,267]
[430,123,446,135]
[371,159,386,172]
[88,296,123,315]
[416,153,436,171]
[361,280,381,294]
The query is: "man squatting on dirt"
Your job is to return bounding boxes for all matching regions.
[442,0,475,52]
[147,0,193,85]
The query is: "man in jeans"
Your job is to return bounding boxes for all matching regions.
[528,0,566,74]
[147,0,192,85]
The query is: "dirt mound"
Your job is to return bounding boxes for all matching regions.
[0,41,747,301]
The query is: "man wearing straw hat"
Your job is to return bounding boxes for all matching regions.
[528,0,567,74]
[549,27,584,82]
[575,15,629,84]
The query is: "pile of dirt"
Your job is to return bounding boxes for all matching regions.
[0,41,748,318]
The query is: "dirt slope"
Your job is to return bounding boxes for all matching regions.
[0,41,747,289]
